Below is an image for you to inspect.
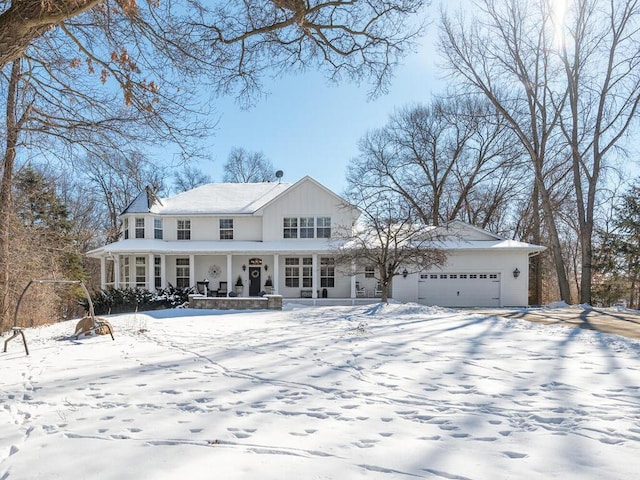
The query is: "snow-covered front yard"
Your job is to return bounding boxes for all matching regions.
[2,303,640,479]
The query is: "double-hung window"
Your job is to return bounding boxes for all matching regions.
[135,257,146,287]
[285,258,299,287]
[121,257,130,285]
[154,219,163,239]
[135,218,145,238]
[220,219,234,239]
[283,217,298,238]
[177,220,191,240]
[154,256,162,289]
[317,217,331,238]
[302,257,313,287]
[176,258,190,288]
[123,218,129,239]
[300,217,314,238]
[320,258,335,287]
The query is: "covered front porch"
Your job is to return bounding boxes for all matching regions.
[95,250,391,300]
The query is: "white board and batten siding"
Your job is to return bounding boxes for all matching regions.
[393,250,532,308]
[260,178,357,242]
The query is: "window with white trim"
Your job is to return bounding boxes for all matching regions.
[317,217,331,238]
[123,218,129,239]
[283,217,298,238]
[220,219,233,239]
[135,257,146,287]
[154,219,163,239]
[365,266,375,278]
[285,258,299,287]
[154,256,161,289]
[176,258,190,288]
[300,217,314,238]
[283,216,332,239]
[320,257,335,288]
[135,218,145,239]
[177,220,191,240]
[121,257,130,285]
[302,257,313,287]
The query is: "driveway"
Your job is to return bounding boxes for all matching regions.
[472,306,640,341]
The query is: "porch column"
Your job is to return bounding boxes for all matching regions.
[160,254,167,289]
[147,253,154,290]
[114,254,121,289]
[312,254,318,298]
[350,261,357,298]
[273,254,280,294]
[226,254,233,291]
[189,254,195,288]
[100,256,107,290]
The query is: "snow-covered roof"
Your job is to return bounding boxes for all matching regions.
[86,239,340,257]
[149,182,292,215]
[434,239,546,252]
[86,236,544,258]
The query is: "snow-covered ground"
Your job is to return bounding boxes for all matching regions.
[2,303,640,479]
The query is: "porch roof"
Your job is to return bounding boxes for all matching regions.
[86,239,339,257]
[86,237,544,258]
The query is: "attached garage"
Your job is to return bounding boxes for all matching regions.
[392,221,545,308]
[418,272,501,307]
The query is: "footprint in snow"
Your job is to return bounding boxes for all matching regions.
[502,451,528,459]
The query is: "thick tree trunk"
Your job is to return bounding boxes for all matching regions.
[534,169,572,304]
[530,182,543,305]
[0,0,102,69]
[0,59,20,331]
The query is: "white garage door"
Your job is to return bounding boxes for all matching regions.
[418,272,501,307]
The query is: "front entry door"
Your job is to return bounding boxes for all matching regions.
[249,266,261,296]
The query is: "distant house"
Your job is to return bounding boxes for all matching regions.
[87,176,544,307]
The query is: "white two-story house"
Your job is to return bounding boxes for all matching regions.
[87,176,545,307]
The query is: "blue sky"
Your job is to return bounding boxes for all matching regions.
[195,26,444,196]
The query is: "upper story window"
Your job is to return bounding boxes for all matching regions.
[300,217,314,238]
[154,218,163,239]
[317,217,331,238]
[365,266,375,278]
[283,217,298,238]
[123,218,129,239]
[177,219,191,240]
[135,218,145,238]
[220,219,234,240]
[283,216,331,239]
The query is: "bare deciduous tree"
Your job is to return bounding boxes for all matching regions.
[350,97,524,231]
[556,0,640,305]
[439,0,572,302]
[440,0,640,305]
[337,181,447,303]
[223,147,275,183]
[173,165,213,193]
